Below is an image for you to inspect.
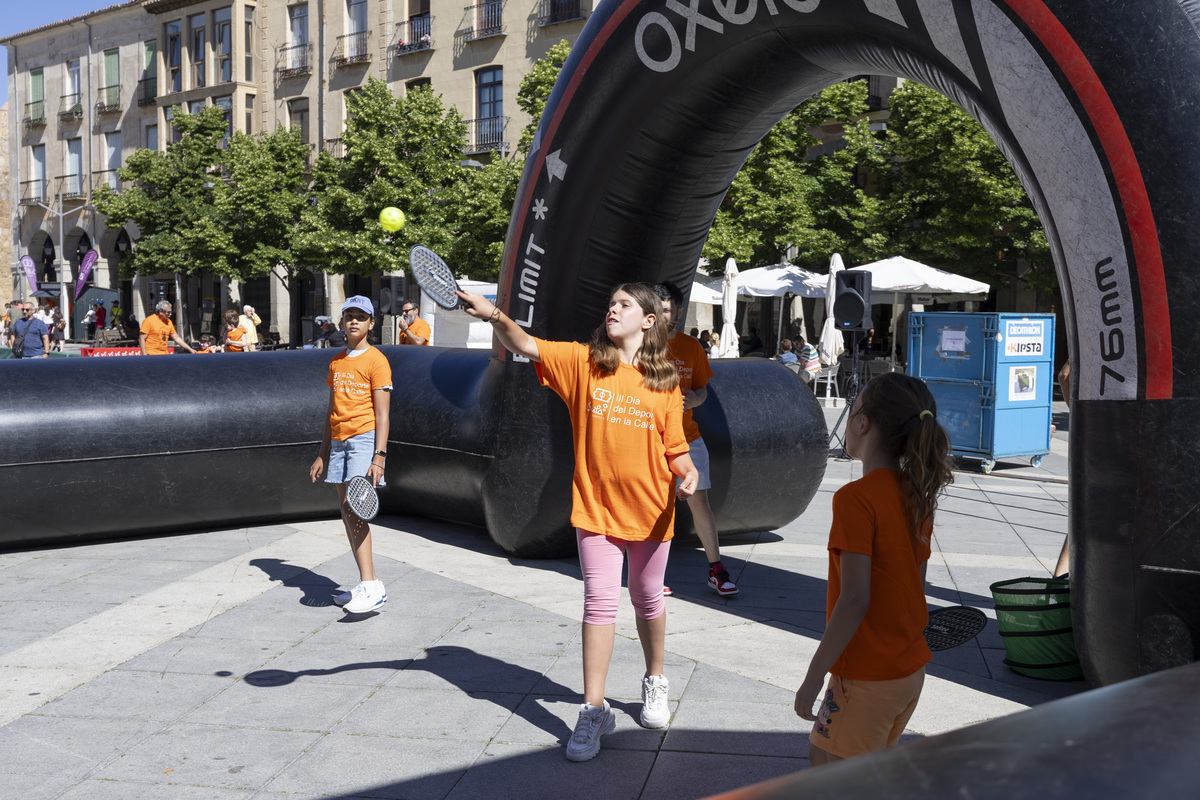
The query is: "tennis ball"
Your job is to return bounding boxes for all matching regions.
[379,207,406,232]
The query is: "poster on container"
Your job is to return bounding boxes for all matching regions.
[1003,318,1046,357]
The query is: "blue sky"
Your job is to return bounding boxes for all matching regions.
[1,1,109,106]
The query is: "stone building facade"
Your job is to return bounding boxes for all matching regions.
[2,0,589,342]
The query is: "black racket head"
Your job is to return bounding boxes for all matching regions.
[345,475,379,521]
[924,605,987,651]
[408,245,461,309]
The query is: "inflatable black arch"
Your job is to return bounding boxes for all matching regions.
[3,0,1199,687]
[490,0,1200,686]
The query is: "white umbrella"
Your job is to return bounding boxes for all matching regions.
[689,281,723,305]
[717,257,741,358]
[817,253,846,366]
[729,263,825,298]
[848,256,991,362]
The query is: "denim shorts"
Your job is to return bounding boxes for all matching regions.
[326,431,385,486]
[676,435,713,492]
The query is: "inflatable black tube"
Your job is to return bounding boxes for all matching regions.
[0,348,825,559]
[710,661,1200,800]
[494,0,1200,683]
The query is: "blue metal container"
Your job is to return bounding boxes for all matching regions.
[907,312,1055,473]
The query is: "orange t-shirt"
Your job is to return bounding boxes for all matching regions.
[826,468,932,680]
[666,333,713,443]
[398,316,431,345]
[535,339,689,542]
[326,346,394,441]
[140,315,177,355]
[225,327,246,352]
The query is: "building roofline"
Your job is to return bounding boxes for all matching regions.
[0,1,149,46]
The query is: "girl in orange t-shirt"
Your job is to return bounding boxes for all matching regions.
[795,372,954,765]
[457,282,698,763]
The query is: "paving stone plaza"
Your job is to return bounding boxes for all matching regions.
[0,403,1080,799]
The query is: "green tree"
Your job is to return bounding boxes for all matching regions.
[516,39,572,155]
[294,79,470,276]
[703,81,884,268]
[445,156,523,281]
[95,105,311,283]
[94,105,230,279]
[878,82,1051,290]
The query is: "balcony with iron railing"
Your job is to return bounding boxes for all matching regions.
[138,77,158,107]
[19,179,47,206]
[55,174,87,200]
[24,100,46,128]
[463,2,505,41]
[277,42,313,77]
[332,31,372,66]
[324,138,345,158]
[464,116,509,154]
[59,93,84,121]
[537,0,583,26]
[393,15,434,55]
[96,85,122,114]
[93,170,128,195]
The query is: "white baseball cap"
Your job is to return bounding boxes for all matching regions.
[342,295,374,315]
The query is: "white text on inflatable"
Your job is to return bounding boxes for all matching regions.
[635,0,821,72]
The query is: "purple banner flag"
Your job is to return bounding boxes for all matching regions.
[74,250,99,301]
[19,255,38,293]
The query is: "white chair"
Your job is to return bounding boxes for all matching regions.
[814,362,840,406]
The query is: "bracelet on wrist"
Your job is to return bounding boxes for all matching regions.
[488,307,501,323]
[374,450,387,458]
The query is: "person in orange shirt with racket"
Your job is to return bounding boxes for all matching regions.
[309,296,393,615]
[795,372,954,765]
[457,282,698,762]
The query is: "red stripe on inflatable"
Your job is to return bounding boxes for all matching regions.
[1003,0,1171,399]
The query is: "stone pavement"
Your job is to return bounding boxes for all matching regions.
[0,402,1079,799]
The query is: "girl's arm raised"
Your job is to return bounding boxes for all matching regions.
[457,290,540,362]
[794,551,872,720]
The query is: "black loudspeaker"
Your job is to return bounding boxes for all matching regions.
[833,271,872,330]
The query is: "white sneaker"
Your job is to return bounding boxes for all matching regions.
[640,674,670,729]
[565,701,615,762]
[333,584,359,606]
[344,580,386,613]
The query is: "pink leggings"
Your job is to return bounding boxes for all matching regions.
[576,529,671,625]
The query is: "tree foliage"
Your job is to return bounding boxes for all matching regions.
[517,39,572,156]
[877,82,1051,290]
[294,79,471,277]
[95,105,310,282]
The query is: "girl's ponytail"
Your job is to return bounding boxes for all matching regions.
[857,373,955,541]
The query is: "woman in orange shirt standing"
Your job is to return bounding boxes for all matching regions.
[795,372,953,765]
[458,282,698,762]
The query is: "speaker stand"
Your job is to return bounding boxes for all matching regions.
[829,330,864,457]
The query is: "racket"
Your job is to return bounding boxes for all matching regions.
[923,605,987,651]
[345,475,379,521]
[408,245,461,310]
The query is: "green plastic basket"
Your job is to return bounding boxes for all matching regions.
[990,577,1084,681]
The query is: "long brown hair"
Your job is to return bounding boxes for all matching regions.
[856,372,954,542]
[587,283,679,392]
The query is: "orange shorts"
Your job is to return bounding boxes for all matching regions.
[808,667,925,759]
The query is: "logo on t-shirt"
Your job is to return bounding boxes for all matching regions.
[588,387,612,417]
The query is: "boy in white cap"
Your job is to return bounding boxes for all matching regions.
[309,296,393,613]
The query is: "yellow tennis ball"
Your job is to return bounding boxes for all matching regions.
[379,207,406,232]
